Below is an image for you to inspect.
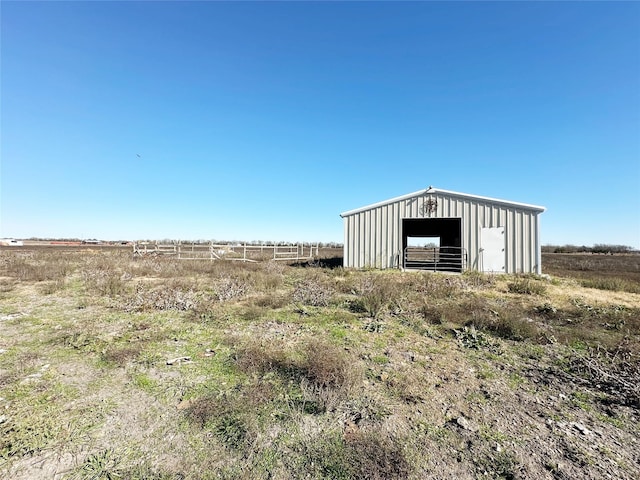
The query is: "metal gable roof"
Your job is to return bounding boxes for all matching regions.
[340,186,546,217]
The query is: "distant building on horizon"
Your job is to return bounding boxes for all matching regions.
[0,239,23,247]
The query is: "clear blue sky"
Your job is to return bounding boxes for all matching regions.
[2,1,639,247]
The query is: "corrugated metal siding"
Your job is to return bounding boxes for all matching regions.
[343,190,542,273]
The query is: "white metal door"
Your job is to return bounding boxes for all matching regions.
[480,227,505,273]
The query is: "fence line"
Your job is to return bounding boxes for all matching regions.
[133,242,318,262]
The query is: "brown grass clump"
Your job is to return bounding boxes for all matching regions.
[0,278,17,294]
[251,293,289,309]
[231,339,290,376]
[466,307,542,342]
[434,295,490,326]
[0,351,41,388]
[183,391,253,450]
[290,426,411,480]
[36,278,67,295]
[101,345,143,367]
[230,337,359,412]
[82,266,127,297]
[298,339,359,411]
[344,427,411,480]
[413,272,465,298]
[231,337,336,383]
[302,338,354,391]
[385,369,427,403]
[507,276,547,295]
[461,270,496,288]
[415,302,444,325]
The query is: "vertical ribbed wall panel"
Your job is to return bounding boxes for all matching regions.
[345,216,350,267]
[507,209,515,273]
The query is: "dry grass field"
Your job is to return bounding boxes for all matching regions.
[542,253,640,294]
[0,247,638,479]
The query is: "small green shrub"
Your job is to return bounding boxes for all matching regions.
[0,402,63,460]
[474,450,518,479]
[214,415,249,450]
[184,388,261,451]
[455,326,501,352]
[357,275,402,318]
[534,302,557,316]
[289,430,350,479]
[53,330,101,351]
[363,319,384,333]
[68,448,177,480]
[69,448,124,480]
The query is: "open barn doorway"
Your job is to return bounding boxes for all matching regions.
[402,218,464,272]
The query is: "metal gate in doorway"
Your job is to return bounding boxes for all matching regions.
[403,246,467,272]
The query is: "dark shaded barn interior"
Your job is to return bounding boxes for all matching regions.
[402,218,464,272]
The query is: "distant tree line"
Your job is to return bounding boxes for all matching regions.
[27,237,82,242]
[542,244,635,254]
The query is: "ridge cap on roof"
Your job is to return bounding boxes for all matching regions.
[340,186,545,217]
